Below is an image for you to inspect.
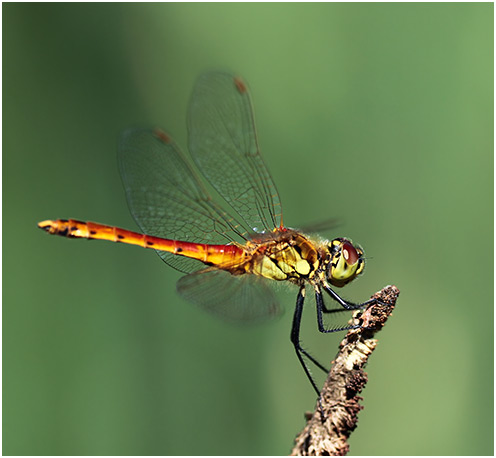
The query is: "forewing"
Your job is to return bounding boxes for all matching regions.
[188,72,282,234]
[176,268,283,323]
[295,218,341,236]
[118,128,248,273]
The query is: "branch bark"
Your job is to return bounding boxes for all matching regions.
[291,285,400,456]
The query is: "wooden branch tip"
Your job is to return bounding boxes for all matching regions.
[291,285,400,456]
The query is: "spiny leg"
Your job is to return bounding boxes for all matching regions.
[291,287,329,373]
[315,286,360,333]
[290,287,328,397]
[322,283,388,312]
[321,304,358,315]
[316,284,388,331]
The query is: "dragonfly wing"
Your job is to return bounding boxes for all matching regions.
[176,268,283,323]
[118,128,249,273]
[295,218,342,235]
[188,72,282,234]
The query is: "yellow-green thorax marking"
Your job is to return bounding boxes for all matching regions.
[246,231,320,282]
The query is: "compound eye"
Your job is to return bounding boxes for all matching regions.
[342,241,359,265]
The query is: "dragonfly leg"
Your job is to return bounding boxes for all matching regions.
[320,304,356,314]
[291,286,335,422]
[290,287,329,395]
[315,287,360,333]
[322,283,388,311]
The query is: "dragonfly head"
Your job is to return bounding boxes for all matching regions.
[326,238,365,287]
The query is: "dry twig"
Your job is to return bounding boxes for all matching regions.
[291,285,400,456]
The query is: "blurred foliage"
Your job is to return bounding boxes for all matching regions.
[3,3,493,455]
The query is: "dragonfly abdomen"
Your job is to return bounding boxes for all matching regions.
[38,219,246,266]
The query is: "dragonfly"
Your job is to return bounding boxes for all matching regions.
[38,71,382,399]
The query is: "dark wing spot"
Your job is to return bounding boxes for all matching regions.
[176,247,183,253]
[153,128,171,144]
[234,77,247,94]
[117,234,125,239]
[146,241,154,246]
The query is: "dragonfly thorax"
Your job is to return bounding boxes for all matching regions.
[247,231,320,283]
[325,238,365,288]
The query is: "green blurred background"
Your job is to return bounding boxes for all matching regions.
[4,3,493,455]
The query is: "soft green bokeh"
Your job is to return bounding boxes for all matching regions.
[4,3,493,455]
